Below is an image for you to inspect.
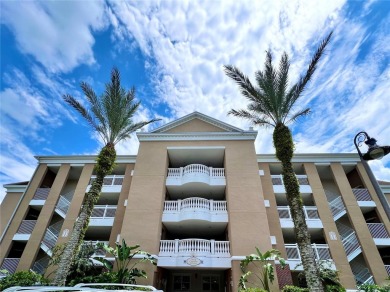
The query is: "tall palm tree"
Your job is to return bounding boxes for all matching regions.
[53,68,160,285]
[224,32,332,291]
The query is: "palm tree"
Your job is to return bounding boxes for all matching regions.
[52,68,160,285]
[224,32,332,291]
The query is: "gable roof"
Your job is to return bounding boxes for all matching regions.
[151,111,245,133]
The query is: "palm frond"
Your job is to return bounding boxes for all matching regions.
[80,82,109,142]
[228,109,275,127]
[114,119,160,145]
[285,108,311,124]
[224,65,260,102]
[286,31,332,111]
[63,68,160,147]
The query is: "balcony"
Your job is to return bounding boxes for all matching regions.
[166,164,226,199]
[87,175,124,193]
[13,220,37,241]
[30,188,51,206]
[385,265,390,276]
[0,258,20,276]
[163,198,228,223]
[277,206,322,229]
[367,223,390,246]
[89,205,116,226]
[352,188,376,208]
[285,243,334,270]
[158,239,231,268]
[271,175,312,194]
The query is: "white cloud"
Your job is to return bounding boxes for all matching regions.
[1,0,108,73]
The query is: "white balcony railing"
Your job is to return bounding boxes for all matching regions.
[167,164,225,185]
[329,196,346,219]
[277,206,319,220]
[32,188,50,200]
[341,232,361,259]
[367,223,389,239]
[41,221,62,252]
[271,175,309,185]
[32,256,50,275]
[285,244,332,261]
[164,198,227,213]
[91,205,117,218]
[159,239,230,257]
[56,195,71,216]
[16,220,37,234]
[89,175,124,186]
[351,262,374,285]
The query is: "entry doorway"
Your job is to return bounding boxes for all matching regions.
[167,269,227,292]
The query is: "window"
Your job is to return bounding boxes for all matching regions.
[173,275,190,291]
[202,275,219,291]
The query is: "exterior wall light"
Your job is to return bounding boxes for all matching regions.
[354,131,390,219]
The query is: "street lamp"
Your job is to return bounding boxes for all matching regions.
[354,131,390,220]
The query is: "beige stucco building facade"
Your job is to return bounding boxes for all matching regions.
[1,112,389,291]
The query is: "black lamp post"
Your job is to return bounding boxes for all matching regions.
[354,131,390,220]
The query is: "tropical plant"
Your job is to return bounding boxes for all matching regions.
[238,247,286,291]
[0,270,50,290]
[224,32,332,291]
[94,239,156,284]
[282,286,310,292]
[53,68,160,285]
[297,260,345,291]
[358,283,390,292]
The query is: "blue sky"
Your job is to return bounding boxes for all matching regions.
[1,0,389,202]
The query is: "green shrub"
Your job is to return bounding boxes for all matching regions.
[358,283,390,292]
[325,285,346,292]
[0,270,50,290]
[282,285,310,292]
[239,288,267,292]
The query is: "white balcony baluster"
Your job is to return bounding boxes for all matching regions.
[159,239,230,256]
[166,164,225,186]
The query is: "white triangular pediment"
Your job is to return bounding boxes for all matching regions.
[152,112,244,133]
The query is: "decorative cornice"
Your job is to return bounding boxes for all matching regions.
[35,155,137,164]
[257,153,361,163]
[137,131,258,142]
[151,111,244,133]
[3,184,28,193]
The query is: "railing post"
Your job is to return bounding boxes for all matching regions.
[312,243,319,260]
[180,167,183,178]
[210,199,214,211]
[174,239,179,254]
[177,200,182,211]
[209,167,213,178]
[288,207,292,219]
[211,240,215,254]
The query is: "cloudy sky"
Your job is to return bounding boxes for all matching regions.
[1,0,389,202]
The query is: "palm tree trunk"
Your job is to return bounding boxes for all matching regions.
[52,144,116,286]
[273,123,323,292]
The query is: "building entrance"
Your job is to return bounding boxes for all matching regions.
[164,269,228,292]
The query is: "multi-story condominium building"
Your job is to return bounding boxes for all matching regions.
[1,112,389,291]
